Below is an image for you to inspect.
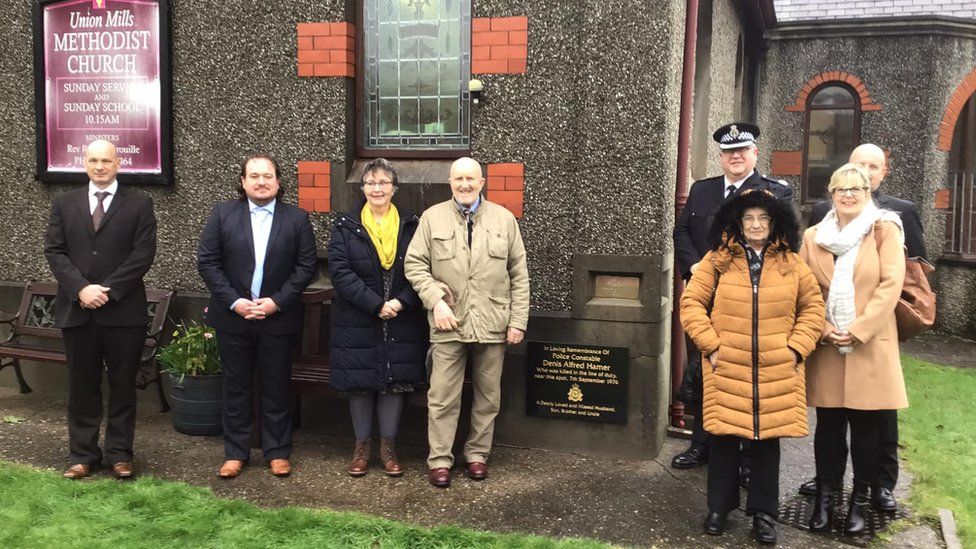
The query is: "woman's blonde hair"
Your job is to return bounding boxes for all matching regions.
[827,163,871,193]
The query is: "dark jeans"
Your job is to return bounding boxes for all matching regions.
[708,435,780,517]
[62,322,145,465]
[814,407,890,487]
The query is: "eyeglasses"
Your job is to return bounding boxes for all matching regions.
[363,181,393,189]
[741,215,771,226]
[831,187,869,197]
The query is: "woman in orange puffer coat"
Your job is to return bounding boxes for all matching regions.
[681,189,825,545]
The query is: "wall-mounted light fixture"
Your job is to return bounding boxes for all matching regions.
[469,79,484,105]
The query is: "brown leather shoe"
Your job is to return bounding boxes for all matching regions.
[218,460,246,479]
[379,438,403,477]
[428,467,451,488]
[63,463,92,480]
[348,439,369,477]
[466,461,488,481]
[111,461,134,479]
[269,458,291,477]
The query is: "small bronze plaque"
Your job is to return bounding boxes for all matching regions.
[526,342,628,424]
[593,275,640,300]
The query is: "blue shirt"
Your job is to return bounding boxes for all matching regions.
[230,199,276,310]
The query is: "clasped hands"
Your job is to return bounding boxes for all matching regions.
[432,299,524,345]
[821,326,861,349]
[378,299,403,320]
[233,297,279,320]
[78,284,110,309]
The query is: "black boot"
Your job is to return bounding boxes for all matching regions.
[752,512,778,545]
[844,482,871,535]
[808,481,834,532]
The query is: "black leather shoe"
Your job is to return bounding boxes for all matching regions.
[872,486,897,512]
[844,483,871,535]
[798,478,817,496]
[753,512,778,545]
[703,511,726,535]
[808,482,834,532]
[739,466,751,489]
[671,446,708,469]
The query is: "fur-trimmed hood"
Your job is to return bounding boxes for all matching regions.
[707,188,801,254]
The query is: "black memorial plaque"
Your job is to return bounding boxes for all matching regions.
[526,342,628,424]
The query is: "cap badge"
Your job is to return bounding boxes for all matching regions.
[729,125,740,139]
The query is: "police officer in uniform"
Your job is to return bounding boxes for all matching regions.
[672,123,794,475]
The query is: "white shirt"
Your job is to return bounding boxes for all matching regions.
[230,199,277,310]
[88,180,118,214]
[723,170,755,197]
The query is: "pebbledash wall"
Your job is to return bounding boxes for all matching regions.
[0,1,693,458]
[757,18,976,337]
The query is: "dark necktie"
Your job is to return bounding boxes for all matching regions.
[463,209,473,248]
[92,191,109,230]
[725,184,736,199]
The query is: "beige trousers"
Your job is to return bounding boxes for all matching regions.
[426,341,506,469]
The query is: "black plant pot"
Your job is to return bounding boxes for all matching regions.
[167,372,223,436]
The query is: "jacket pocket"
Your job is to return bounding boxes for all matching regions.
[487,231,508,259]
[432,231,456,261]
[487,294,511,333]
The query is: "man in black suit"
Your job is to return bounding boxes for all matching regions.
[672,123,793,472]
[798,143,924,512]
[197,154,317,479]
[44,140,157,480]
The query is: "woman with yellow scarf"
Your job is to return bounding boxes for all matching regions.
[327,159,428,477]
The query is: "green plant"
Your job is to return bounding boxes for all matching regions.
[157,321,221,376]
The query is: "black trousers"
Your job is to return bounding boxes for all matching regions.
[814,407,893,487]
[708,435,780,517]
[62,321,145,465]
[217,327,296,461]
[685,336,711,450]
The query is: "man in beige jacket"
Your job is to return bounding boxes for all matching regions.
[405,157,530,488]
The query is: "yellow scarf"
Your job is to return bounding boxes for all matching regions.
[361,203,399,270]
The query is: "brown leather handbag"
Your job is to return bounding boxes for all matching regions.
[875,224,936,341]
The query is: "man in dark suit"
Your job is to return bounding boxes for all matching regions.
[197,154,317,479]
[44,140,157,480]
[798,143,923,511]
[672,123,793,472]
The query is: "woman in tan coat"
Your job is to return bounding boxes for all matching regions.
[799,163,907,535]
[682,189,825,545]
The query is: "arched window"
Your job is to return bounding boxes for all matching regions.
[802,84,861,203]
[360,0,471,155]
[946,92,976,259]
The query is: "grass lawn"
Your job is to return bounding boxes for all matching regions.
[0,461,611,549]
[899,355,976,546]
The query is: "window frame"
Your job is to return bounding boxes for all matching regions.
[355,0,471,159]
[943,93,976,264]
[800,82,862,204]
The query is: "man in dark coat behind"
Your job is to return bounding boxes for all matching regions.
[799,142,924,512]
[672,122,794,473]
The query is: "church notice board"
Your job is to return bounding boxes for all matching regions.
[526,342,628,424]
[32,0,173,185]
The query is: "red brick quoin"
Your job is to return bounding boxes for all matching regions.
[486,163,525,218]
[785,71,882,113]
[769,151,803,177]
[297,161,331,213]
[297,22,355,78]
[472,17,527,75]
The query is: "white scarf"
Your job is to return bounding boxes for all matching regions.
[814,202,903,354]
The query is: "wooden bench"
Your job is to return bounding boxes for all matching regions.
[0,281,175,412]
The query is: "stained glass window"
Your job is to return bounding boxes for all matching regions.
[364,0,470,150]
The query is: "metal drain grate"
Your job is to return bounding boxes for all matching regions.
[778,490,910,545]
